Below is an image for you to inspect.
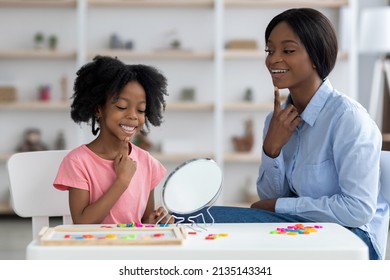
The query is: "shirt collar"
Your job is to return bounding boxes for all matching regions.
[285,79,333,127]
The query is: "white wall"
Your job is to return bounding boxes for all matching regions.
[357,0,389,110]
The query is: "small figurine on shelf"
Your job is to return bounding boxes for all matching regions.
[243,87,254,102]
[109,33,123,49]
[48,34,58,50]
[232,119,254,152]
[16,128,48,152]
[55,130,66,150]
[124,40,134,50]
[60,75,68,102]
[38,85,51,101]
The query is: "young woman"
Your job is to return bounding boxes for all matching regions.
[192,8,387,260]
[250,7,388,260]
[53,55,172,225]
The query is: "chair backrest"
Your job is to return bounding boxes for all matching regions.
[380,150,390,205]
[7,150,72,239]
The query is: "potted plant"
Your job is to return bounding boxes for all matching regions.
[34,32,44,50]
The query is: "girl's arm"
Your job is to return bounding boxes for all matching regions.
[68,176,131,224]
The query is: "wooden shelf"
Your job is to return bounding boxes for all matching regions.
[0,0,76,8]
[383,133,390,143]
[0,153,11,163]
[224,49,348,60]
[88,49,213,60]
[224,152,260,163]
[88,0,214,8]
[0,50,77,60]
[166,102,214,111]
[224,49,264,59]
[153,152,214,162]
[224,101,273,112]
[0,202,13,215]
[0,0,348,9]
[0,101,71,111]
[224,0,348,8]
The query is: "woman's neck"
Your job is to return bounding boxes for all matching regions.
[289,78,323,114]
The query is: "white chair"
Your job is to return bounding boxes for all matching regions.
[381,150,390,205]
[7,150,72,239]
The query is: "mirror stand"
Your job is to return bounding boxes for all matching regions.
[156,206,216,232]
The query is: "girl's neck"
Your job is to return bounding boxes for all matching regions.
[87,137,131,160]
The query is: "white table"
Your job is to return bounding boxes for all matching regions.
[26,223,368,260]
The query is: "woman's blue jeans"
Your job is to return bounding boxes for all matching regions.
[175,206,379,260]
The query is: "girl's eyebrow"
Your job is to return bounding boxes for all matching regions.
[116,97,147,105]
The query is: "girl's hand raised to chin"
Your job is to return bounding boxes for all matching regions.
[262,87,301,158]
[114,137,137,188]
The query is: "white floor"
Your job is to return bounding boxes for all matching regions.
[0,215,389,260]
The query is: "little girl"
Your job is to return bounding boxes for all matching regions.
[53,55,171,225]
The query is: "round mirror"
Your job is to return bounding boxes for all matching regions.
[161,158,223,215]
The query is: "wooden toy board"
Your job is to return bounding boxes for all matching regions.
[39,225,186,246]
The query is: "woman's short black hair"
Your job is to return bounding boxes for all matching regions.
[70,55,168,134]
[265,8,338,80]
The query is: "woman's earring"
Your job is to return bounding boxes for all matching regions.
[92,116,100,135]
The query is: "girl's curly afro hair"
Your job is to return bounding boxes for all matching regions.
[70,55,168,135]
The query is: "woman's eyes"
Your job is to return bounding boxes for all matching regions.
[265,49,295,54]
[116,105,126,110]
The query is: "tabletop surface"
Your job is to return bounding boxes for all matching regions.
[27,222,369,260]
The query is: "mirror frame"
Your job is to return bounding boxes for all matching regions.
[161,158,223,215]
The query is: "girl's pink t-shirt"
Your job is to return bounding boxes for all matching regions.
[53,144,166,224]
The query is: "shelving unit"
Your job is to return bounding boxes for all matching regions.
[0,0,358,210]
